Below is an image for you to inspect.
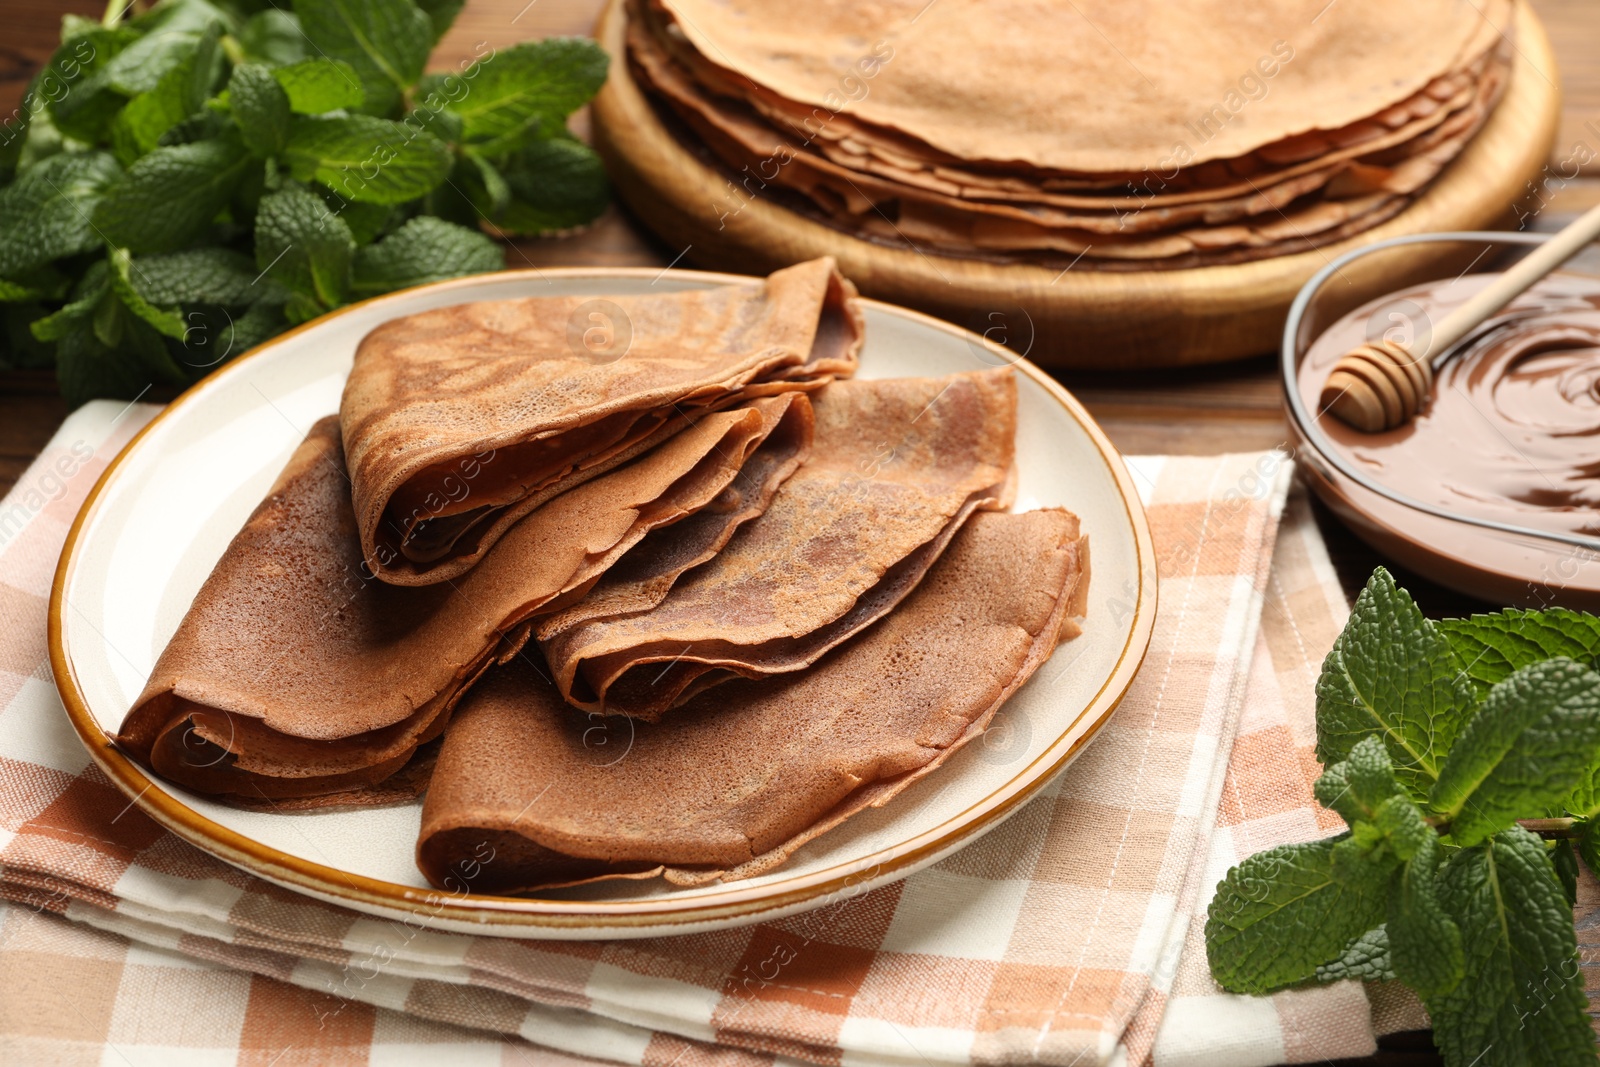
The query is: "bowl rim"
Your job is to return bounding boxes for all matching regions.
[48,264,1160,936]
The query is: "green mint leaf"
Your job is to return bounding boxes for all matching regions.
[45,27,138,143]
[45,257,188,405]
[1442,608,1600,698]
[130,247,283,307]
[282,290,324,324]
[271,59,366,115]
[1205,835,1389,995]
[59,15,102,42]
[1385,833,1464,998]
[1374,794,1433,861]
[419,39,607,157]
[157,109,229,148]
[0,151,121,276]
[93,279,124,349]
[1552,838,1580,907]
[93,136,252,253]
[409,96,464,144]
[1564,764,1600,820]
[351,215,500,296]
[1431,828,1594,1066]
[0,280,45,303]
[238,9,308,66]
[185,299,286,364]
[292,0,432,117]
[419,163,480,228]
[282,114,451,204]
[254,185,354,307]
[228,63,292,158]
[1314,926,1395,983]
[461,149,511,217]
[1316,568,1476,798]
[496,137,609,234]
[1313,761,1362,827]
[0,82,36,182]
[124,0,233,40]
[414,0,464,42]
[1330,822,1395,884]
[103,28,206,97]
[55,316,149,407]
[17,95,67,173]
[56,308,186,407]
[1,303,57,370]
[314,188,396,244]
[30,262,108,344]
[110,249,187,340]
[1345,735,1406,818]
[110,22,225,161]
[1430,658,1600,846]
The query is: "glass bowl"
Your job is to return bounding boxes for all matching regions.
[1281,231,1600,610]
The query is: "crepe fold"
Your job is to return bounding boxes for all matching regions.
[341,257,862,586]
[535,368,1016,720]
[417,507,1088,893]
[117,395,812,807]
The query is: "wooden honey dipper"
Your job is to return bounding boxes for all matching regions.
[1321,202,1600,432]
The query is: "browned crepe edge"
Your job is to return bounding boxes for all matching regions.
[345,259,863,587]
[118,398,814,807]
[414,512,1087,893]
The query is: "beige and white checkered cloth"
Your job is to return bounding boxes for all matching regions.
[0,402,1405,1066]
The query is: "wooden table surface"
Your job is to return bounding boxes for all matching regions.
[3,3,1598,1063]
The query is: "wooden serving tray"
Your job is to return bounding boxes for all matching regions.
[590,0,1561,368]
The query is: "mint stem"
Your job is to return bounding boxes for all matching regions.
[1427,817,1580,839]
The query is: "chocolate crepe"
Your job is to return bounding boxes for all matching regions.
[341,257,862,585]
[117,395,811,806]
[653,0,1488,174]
[626,0,1511,268]
[536,368,1016,720]
[417,507,1088,893]
[636,0,1500,212]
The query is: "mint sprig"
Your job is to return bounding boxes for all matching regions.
[1207,569,1600,1066]
[0,0,611,404]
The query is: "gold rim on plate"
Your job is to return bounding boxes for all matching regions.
[48,266,1158,935]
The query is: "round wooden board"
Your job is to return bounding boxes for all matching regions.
[591,0,1561,368]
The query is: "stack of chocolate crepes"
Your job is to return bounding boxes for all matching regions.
[116,258,1090,893]
[627,0,1512,270]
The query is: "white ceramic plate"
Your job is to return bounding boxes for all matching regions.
[51,268,1157,939]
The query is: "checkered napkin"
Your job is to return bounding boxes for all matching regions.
[0,401,1401,1066]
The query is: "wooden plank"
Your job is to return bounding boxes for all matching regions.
[0,0,98,123]
[1530,0,1600,173]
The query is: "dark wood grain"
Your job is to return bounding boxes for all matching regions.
[2,4,1599,1065]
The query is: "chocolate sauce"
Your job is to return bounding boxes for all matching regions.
[1299,272,1600,538]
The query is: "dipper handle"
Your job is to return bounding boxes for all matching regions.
[1322,203,1600,432]
[1423,201,1600,360]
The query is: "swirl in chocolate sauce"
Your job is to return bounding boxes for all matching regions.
[1299,272,1600,538]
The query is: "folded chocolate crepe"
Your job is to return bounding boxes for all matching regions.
[341,257,862,585]
[117,395,811,807]
[535,368,1016,720]
[417,508,1088,892]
